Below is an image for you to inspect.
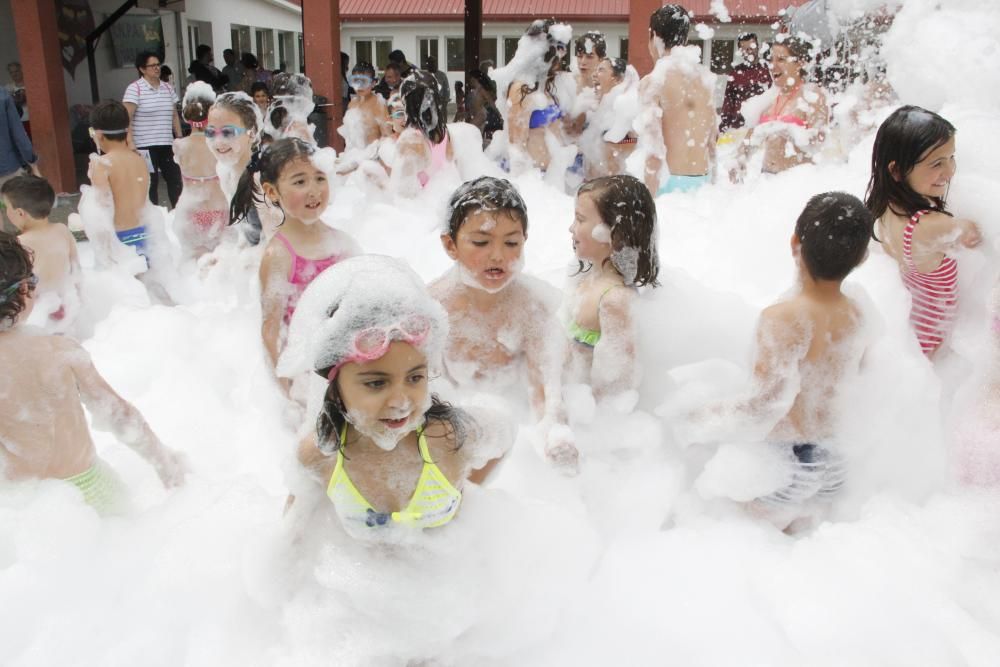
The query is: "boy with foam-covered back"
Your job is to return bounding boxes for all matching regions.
[0,174,81,329]
[0,232,187,512]
[687,192,873,531]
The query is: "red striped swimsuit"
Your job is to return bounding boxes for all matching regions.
[900,210,958,356]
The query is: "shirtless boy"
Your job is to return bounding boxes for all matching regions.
[637,4,717,196]
[0,233,186,512]
[697,193,872,531]
[345,62,389,148]
[1,175,80,328]
[88,100,153,263]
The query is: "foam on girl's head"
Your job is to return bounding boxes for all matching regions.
[577,175,660,287]
[444,176,528,238]
[264,73,316,141]
[182,82,216,123]
[278,255,449,381]
[211,91,263,134]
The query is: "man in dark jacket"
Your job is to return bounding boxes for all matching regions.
[188,45,227,92]
[719,33,772,132]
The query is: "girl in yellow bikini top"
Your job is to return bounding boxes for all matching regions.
[326,423,462,530]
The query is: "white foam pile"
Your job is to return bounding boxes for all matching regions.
[3,1,1000,664]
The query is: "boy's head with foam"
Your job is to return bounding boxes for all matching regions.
[89,100,130,145]
[441,177,528,293]
[0,231,35,329]
[649,4,691,52]
[1,174,55,224]
[794,192,872,282]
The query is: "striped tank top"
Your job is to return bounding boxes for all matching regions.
[900,210,958,357]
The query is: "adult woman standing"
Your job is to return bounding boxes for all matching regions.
[123,51,183,207]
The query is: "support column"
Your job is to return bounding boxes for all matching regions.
[302,0,344,151]
[629,0,661,76]
[11,0,76,192]
[464,0,483,99]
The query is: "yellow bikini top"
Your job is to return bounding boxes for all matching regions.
[326,424,462,533]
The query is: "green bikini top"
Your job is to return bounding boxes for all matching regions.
[566,285,623,348]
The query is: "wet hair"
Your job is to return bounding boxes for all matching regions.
[737,32,758,44]
[424,55,438,72]
[795,192,872,281]
[771,35,813,77]
[468,68,497,99]
[575,31,607,58]
[1,174,55,219]
[576,175,660,287]
[518,19,563,106]
[649,5,691,49]
[211,91,261,136]
[89,100,130,142]
[865,105,955,223]
[250,81,270,98]
[603,57,627,79]
[400,74,447,144]
[229,137,316,227]
[352,62,376,78]
[316,379,469,454]
[388,49,406,64]
[196,44,212,60]
[0,231,35,329]
[183,97,211,123]
[445,176,528,240]
[267,73,313,133]
[134,51,159,75]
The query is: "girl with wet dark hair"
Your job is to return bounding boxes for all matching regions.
[564,175,660,397]
[230,137,360,390]
[865,105,982,357]
[388,73,456,193]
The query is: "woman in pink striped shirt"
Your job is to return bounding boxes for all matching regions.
[865,106,982,358]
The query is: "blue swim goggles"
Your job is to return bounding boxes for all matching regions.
[0,273,38,304]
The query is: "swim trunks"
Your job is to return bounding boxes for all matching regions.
[757,442,845,507]
[116,225,150,266]
[63,459,125,514]
[657,174,710,196]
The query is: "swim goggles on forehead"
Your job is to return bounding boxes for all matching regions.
[554,41,568,53]
[389,107,406,120]
[324,314,431,381]
[204,125,249,140]
[348,74,373,88]
[0,273,38,304]
[88,127,129,138]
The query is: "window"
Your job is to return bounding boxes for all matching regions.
[710,39,734,74]
[355,38,392,69]
[419,38,439,69]
[231,24,251,59]
[187,24,200,61]
[480,37,497,66]
[446,37,464,71]
[298,33,304,73]
[503,37,518,65]
[278,31,295,73]
[689,39,705,64]
[255,29,275,69]
[619,38,629,61]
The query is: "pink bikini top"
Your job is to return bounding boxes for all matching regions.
[274,232,343,321]
[759,112,808,127]
[417,132,449,187]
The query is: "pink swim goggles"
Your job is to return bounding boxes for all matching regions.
[326,314,432,380]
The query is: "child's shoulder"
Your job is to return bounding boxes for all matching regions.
[510,273,560,311]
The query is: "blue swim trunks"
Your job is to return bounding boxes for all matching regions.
[657,174,710,196]
[116,226,150,265]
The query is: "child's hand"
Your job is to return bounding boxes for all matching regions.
[155,449,190,489]
[959,220,982,248]
[544,424,580,475]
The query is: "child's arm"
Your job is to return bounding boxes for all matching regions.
[506,83,529,150]
[259,241,294,391]
[591,287,638,399]
[635,76,666,195]
[67,340,188,487]
[916,212,982,251]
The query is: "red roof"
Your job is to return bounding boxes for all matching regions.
[290,0,809,23]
